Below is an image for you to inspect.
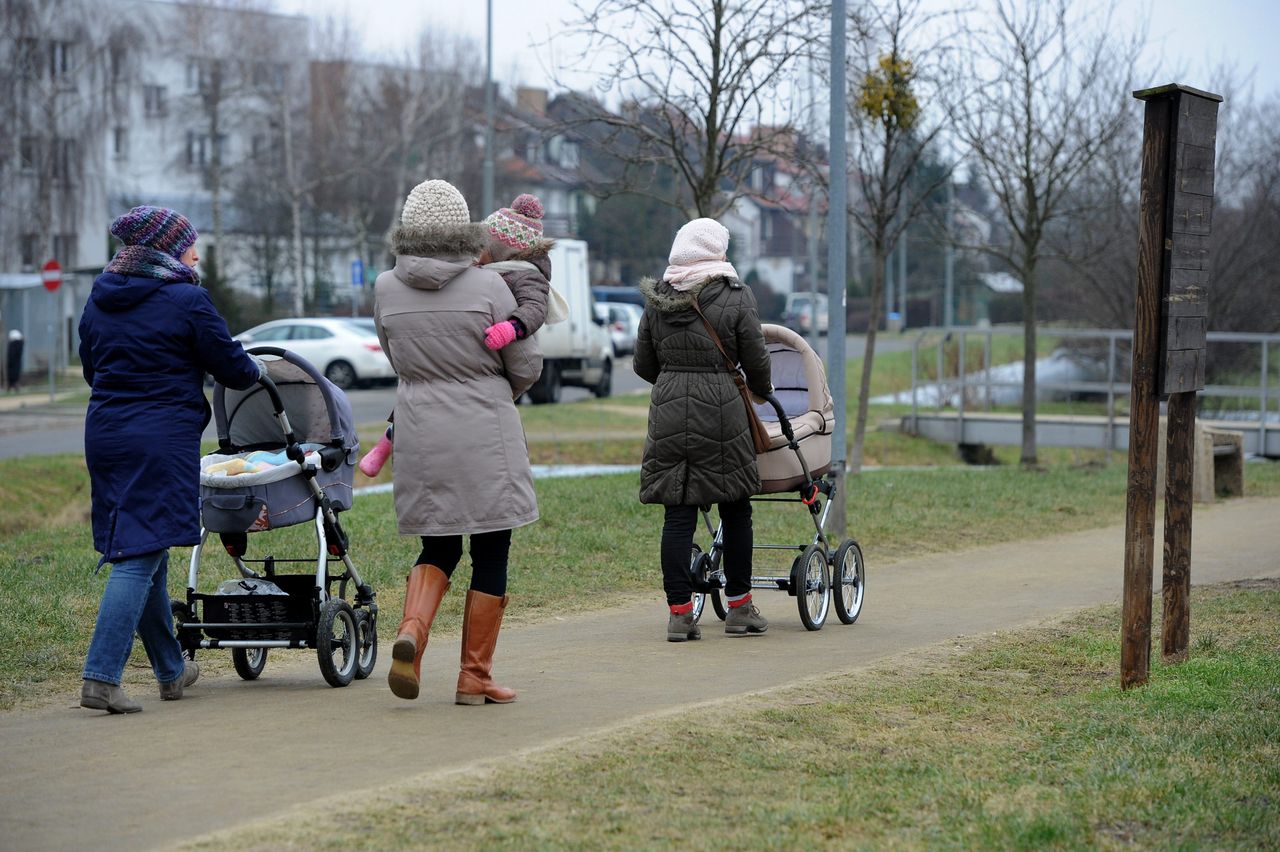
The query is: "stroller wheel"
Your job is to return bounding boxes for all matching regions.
[171,600,197,661]
[316,599,358,687]
[832,540,866,625]
[792,545,830,631]
[687,545,707,623]
[354,608,378,680]
[232,647,268,680]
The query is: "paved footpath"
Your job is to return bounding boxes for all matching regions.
[2,497,1277,850]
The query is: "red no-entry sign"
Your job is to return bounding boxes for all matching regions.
[42,259,62,292]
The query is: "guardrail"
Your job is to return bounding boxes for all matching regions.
[907,327,1279,457]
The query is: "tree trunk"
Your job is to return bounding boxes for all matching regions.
[850,241,887,474]
[1020,259,1037,467]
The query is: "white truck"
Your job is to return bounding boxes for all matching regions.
[525,239,613,404]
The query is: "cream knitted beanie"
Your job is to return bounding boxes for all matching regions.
[400,179,470,229]
[668,218,730,266]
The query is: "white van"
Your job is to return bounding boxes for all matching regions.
[526,239,613,403]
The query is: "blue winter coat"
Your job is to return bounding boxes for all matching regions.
[79,273,259,565]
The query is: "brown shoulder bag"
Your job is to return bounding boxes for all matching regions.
[690,297,773,454]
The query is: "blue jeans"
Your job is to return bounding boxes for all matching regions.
[83,549,185,686]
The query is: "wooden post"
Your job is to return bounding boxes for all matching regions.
[1162,392,1194,661]
[1124,84,1221,688]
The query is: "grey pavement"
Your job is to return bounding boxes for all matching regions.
[1,496,1277,850]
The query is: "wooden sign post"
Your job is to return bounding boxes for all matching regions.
[1122,84,1222,688]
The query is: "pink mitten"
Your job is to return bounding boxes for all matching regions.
[484,321,518,350]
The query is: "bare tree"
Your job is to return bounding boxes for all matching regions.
[558,0,822,217]
[0,0,125,271]
[957,0,1139,467]
[846,0,957,474]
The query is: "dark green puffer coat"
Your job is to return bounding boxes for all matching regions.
[634,275,773,506]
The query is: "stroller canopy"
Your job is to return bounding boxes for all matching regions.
[213,350,358,454]
[755,323,835,431]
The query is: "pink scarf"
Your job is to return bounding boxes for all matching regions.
[661,259,740,292]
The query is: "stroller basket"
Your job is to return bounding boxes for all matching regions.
[193,574,317,642]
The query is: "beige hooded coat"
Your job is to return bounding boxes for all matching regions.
[374,224,542,536]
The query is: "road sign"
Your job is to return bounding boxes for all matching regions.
[41,259,62,292]
[351,258,364,288]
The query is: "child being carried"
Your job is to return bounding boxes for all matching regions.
[358,193,565,477]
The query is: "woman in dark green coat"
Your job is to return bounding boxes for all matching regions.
[634,218,773,642]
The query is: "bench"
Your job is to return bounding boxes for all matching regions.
[1156,420,1245,503]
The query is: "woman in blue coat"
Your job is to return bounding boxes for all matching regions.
[78,206,262,714]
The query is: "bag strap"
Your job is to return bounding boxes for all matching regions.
[690,296,739,376]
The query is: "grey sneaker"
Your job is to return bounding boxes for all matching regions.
[666,611,701,642]
[80,680,142,714]
[158,661,200,700]
[725,603,768,635]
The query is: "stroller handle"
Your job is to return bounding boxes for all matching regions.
[239,346,302,456]
[761,393,796,445]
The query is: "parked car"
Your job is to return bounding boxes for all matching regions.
[234,317,395,389]
[594,300,644,356]
[590,285,645,308]
[782,292,829,336]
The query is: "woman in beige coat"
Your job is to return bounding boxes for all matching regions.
[374,178,542,704]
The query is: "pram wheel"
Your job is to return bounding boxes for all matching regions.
[688,545,707,623]
[316,599,358,687]
[354,608,378,679]
[232,647,268,680]
[832,540,865,625]
[792,545,830,631]
[171,600,197,661]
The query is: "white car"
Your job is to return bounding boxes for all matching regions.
[235,317,395,389]
[594,300,643,356]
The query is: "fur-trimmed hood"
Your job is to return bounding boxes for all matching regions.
[391,223,487,259]
[638,275,740,316]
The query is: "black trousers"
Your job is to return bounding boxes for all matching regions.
[661,499,753,606]
[416,528,512,597]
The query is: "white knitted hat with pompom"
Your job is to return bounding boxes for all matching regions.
[400,179,470,229]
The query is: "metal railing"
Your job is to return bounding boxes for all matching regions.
[907,326,1279,456]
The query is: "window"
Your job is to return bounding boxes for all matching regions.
[49,40,75,81]
[51,138,76,184]
[291,325,333,341]
[187,59,222,93]
[53,234,77,267]
[252,62,285,91]
[16,38,40,79]
[186,132,227,168]
[19,234,38,271]
[112,126,128,160]
[143,85,167,117]
[19,136,38,172]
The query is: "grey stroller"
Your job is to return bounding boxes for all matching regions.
[688,324,866,630]
[175,347,377,687]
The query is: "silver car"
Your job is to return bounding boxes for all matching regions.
[594,301,643,356]
[235,317,396,389]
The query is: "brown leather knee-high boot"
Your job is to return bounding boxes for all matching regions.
[455,590,516,705]
[388,564,450,700]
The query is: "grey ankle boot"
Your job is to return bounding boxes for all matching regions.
[81,680,142,714]
[159,661,200,700]
[725,603,769,635]
[666,611,701,642]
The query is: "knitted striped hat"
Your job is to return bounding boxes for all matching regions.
[483,194,545,251]
[109,206,198,259]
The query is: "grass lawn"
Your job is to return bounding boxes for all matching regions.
[187,579,1280,850]
[3,446,1280,711]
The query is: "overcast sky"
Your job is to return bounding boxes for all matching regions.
[273,0,1280,99]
